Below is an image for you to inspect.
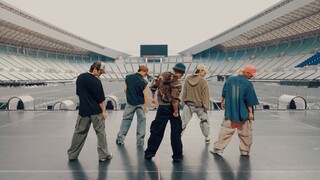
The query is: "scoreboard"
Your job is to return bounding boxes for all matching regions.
[140,44,168,57]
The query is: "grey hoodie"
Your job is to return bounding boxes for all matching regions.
[182,75,210,110]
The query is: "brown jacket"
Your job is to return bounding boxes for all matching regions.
[150,71,182,105]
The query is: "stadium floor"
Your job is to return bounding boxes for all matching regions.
[0,110,319,180]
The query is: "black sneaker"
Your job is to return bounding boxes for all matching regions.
[173,155,184,162]
[144,154,154,160]
[116,140,124,145]
[136,143,144,147]
[68,158,78,161]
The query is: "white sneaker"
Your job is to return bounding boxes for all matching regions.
[99,152,113,162]
[210,148,223,154]
[240,151,249,156]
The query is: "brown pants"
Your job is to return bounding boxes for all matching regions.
[214,119,253,155]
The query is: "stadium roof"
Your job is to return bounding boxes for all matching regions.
[0,0,130,59]
[179,0,320,55]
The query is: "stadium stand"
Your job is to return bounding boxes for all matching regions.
[0,0,320,111]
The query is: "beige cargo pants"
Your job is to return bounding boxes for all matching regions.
[213,119,253,155]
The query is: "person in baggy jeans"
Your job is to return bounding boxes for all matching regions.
[181,64,211,144]
[116,65,149,146]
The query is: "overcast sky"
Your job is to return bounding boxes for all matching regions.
[4,0,281,56]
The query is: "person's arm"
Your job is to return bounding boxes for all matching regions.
[124,83,127,94]
[171,81,182,118]
[202,82,210,111]
[172,100,179,117]
[150,77,159,107]
[181,82,187,107]
[221,81,226,110]
[245,82,259,121]
[248,106,254,121]
[151,91,156,107]
[221,97,225,109]
[144,85,149,112]
[99,101,106,121]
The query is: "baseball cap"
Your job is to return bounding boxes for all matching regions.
[196,64,206,71]
[90,61,106,74]
[243,65,256,77]
[138,65,149,75]
[193,64,206,75]
[99,62,106,74]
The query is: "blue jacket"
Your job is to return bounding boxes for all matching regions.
[222,75,259,122]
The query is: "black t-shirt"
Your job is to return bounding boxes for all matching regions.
[76,73,105,117]
[125,73,147,106]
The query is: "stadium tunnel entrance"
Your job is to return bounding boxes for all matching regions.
[278,95,307,110]
[210,98,222,110]
[7,95,35,110]
[53,100,76,110]
[105,95,120,110]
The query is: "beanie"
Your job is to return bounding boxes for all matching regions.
[172,63,186,73]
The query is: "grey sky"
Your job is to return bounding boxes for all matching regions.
[4,0,281,56]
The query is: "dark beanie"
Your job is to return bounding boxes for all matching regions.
[173,63,186,73]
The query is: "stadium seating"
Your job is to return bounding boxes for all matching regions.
[193,35,319,80]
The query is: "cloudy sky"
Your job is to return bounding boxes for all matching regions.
[4,0,281,56]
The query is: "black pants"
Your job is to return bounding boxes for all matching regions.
[145,105,183,159]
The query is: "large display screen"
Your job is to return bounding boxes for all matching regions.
[140,45,168,57]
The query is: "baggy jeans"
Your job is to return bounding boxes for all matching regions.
[181,105,210,138]
[116,103,146,146]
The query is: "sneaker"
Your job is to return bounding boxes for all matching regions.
[144,154,154,160]
[137,142,144,147]
[210,148,223,154]
[205,137,210,144]
[68,158,78,161]
[240,151,250,156]
[99,152,113,162]
[173,155,184,162]
[173,158,182,162]
[116,140,124,145]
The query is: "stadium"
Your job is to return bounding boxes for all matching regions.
[0,0,319,179]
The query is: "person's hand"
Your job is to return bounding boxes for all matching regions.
[102,111,107,121]
[221,101,225,109]
[151,98,156,107]
[144,107,148,113]
[173,111,179,118]
[249,112,254,121]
